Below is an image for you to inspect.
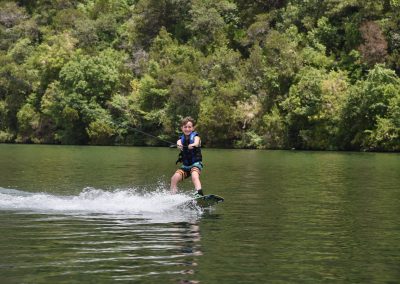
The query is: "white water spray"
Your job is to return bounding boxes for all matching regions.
[0,187,199,218]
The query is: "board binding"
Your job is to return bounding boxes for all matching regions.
[178,194,224,209]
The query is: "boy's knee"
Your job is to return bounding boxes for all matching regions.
[191,172,200,181]
[190,167,201,176]
[172,170,185,182]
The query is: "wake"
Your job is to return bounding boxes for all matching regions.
[0,187,200,221]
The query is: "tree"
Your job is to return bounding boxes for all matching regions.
[123,0,171,49]
[0,52,32,131]
[187,0,237,53]
[36,48,131,144]
[358,21,388,66]
[0,2,31,50]
[254,26,303,111]
[85,102,117,145]
[26,32,77,94]
[59,48,130,105]
[40,82,87,144]
[16,102,40,143]
[197,94,237,147]
[281,67,349,149]
[339,65,400,150]
[165,72,202,129]
[235,0,287,27]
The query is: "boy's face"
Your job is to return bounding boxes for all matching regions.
[181,122,194,136]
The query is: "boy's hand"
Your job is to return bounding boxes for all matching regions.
[177,141,183,150]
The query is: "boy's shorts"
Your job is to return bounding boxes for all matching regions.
[175,162,203,181]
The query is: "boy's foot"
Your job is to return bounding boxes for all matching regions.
[193,193,203,198]
[193,189,204,198]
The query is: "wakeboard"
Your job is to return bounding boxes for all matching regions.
[179,194,224,209]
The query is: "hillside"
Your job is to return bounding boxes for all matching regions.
[0,0,399,151]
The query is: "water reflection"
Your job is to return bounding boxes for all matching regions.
[0,187,208,283]
[1,145,399,283]
[0,212,205,283]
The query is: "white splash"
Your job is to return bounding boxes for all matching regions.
[0,187,198,220]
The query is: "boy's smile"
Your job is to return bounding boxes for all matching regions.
[181,122,194,136]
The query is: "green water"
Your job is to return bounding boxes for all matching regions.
[0,144,400,283]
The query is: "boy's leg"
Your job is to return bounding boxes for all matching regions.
[170,169,186,194]
[190,167,202,193]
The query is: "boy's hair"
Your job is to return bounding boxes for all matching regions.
[181,116,196,126]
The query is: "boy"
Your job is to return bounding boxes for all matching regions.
[170,117,204,197]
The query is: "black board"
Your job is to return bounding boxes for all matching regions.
[178,194,224,209]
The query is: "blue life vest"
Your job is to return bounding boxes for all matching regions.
[176,131,202,166]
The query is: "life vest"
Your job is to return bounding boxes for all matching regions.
[176,131,202,166]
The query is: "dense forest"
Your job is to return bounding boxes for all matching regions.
[0,0,399,151]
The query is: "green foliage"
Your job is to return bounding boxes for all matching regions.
[134,73,168,122]
[0,130,14,143]
[366,117,400,151]
[26,32,78,92]
[307,17,340,53]
[0,100,8,129]
[201,46,242,84]
[235,0,287,27]
[241,26,303,113]
[85,105,117,145]
[261,107,287,149]
[340,65,400,150]
[124,0,191,49]
[197,96,236,147]
[187,0,237,52]
[37,47,131,144]
[244,13,272,46]
[0,52,32,130]
[0,2,37,50]
[149,28,203,80]
[282,67,350,149]
[0,0,398,151]
[166,72,202,127]
[234,130,264,149]
[8,38,34,64]
[197,80,243,147]
[16,103,40,143]
[40,82,86,144]
[59,48,129,103]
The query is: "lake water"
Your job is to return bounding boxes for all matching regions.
[0,144,399,283]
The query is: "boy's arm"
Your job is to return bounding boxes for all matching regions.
[189,136,201,149]
[177,139,183,150]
